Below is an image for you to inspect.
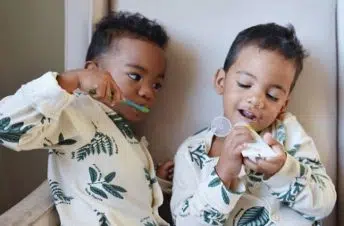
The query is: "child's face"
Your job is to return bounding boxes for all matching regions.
[98,38,166,122]
[214,45,296,131]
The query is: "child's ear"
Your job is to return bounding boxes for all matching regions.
[84,61,99,70]
[214,69,226,95]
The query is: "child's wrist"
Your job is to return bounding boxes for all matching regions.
[215,165,237,189]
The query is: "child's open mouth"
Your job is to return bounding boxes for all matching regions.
[239,109,257,121]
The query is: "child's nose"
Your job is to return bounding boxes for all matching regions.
[138,85,154,101]
[246,96,264,109]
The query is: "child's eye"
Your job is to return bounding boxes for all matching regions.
[237,82,251,88]
[153,83,162,91]
[267,93,279,102]
[127,73,142,81]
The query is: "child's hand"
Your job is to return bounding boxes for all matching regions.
[243,133,287,179]
[78,69,123,107]
[215,126,254,188]
[58,68,123,108]
[156,160,174,181]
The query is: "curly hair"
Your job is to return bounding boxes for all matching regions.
[223,23,308,91]
[86,11,169,61]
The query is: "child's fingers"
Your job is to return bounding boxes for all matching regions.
[244,157,281,176]
[156,160,174,173]
[93,81,107,99]
[106,81,113,101]
[243,157,268,173]
[263,133,284,155]
[263,133,279,146]
[225,128,254,152]
[159,160,174,170]
[243,157,256,170]
[165,160,174,167]
[102,81,114,106]
[110,80,123,104]
[264,152,287,163]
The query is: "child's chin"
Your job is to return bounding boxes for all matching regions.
[122,112,145,123]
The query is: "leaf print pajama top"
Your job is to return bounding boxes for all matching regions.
[171,113,336,226]
[0,72,169,226]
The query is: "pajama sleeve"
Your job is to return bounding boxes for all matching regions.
[0,72,94,151]
[171,139,245,226]
[264,114,336,221]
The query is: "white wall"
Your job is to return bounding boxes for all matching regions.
[115,1,337,225]
[338,0,344,225]
[64,0,93,70]
[0,0,64,213]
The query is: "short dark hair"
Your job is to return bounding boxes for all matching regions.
[223,23,307,91]
[86,11,169,61]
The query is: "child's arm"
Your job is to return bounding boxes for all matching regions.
[262,115,336,221]
[0,71,80,151]
[0,70,121,151]
[170,140,245,226]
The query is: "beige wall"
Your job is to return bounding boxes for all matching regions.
[338,1,344,225]
[0,0,64,213]
[115,1,337,225]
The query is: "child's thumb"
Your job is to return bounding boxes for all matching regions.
[263,133,278,146]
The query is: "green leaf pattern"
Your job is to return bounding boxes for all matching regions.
[297,157,328,190]
[48,180,73,205]
[202,206,226,225]
[274,122,286,145]
[179,195,193,217]
[89,167,98,183]
[106,113,138,144]
[208,177,221,187]
[246,169,264,189]
[221,187,230,205]
[48,149,65,156]
[45,132,76,155]
[87,165,127,201]
[104,172,116,183]
[237,206,270,226]
[94,210,110,226]
[140,217,158,226]
[297,158,323,170]
[287,144,301,157]
[271,179,306,206]
[56,132,77,145]
[144,168,157,189]
[40,116,51,124]
[143,221,157,226]
[189,143,209,170]
[0,117,33,143]
[72,131,116,161]
[208,169,230,205]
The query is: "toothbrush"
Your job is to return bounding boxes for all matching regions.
[87,88,150,113]
[121,99,150,113]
